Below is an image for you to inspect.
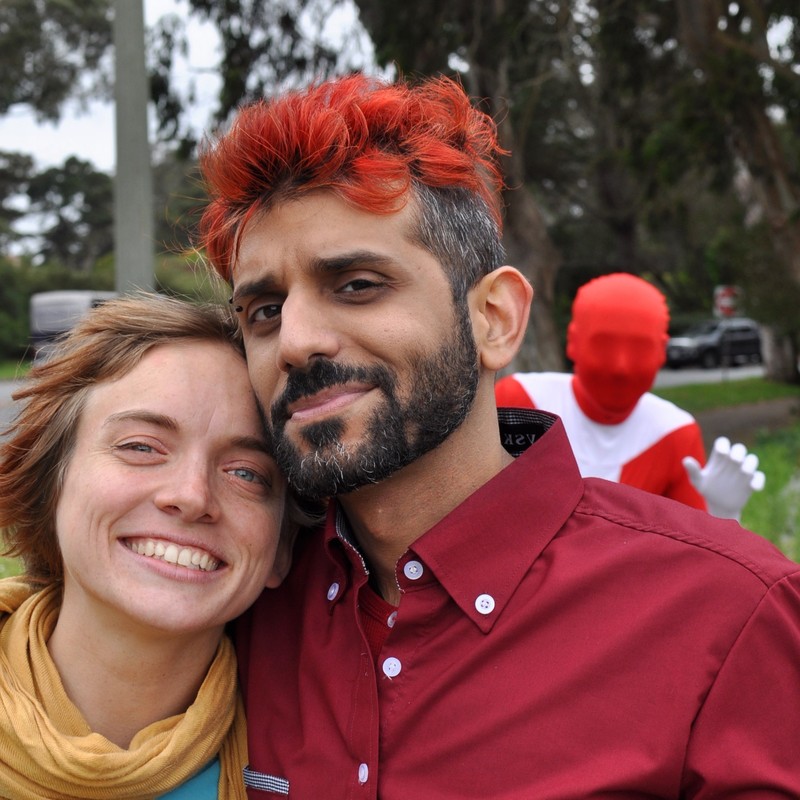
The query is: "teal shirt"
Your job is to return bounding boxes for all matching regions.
[157,758,220,799]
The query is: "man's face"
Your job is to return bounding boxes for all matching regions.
[232,192,479,499]
[569,317,666,418]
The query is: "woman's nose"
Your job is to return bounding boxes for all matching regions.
[154,460,219,523]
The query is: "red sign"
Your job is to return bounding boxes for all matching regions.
[713,285,741,318]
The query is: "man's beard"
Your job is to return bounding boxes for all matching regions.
[269,303,479,500]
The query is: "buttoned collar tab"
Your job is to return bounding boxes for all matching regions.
[320,505,369,611]
[414,411,583,632]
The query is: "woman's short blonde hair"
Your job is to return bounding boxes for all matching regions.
[0,292,249,584]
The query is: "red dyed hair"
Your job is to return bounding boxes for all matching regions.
[198,73,507,281]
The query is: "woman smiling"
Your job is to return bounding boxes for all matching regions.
[0,293,291,799]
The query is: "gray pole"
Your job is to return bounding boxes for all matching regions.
[113,0,154,292]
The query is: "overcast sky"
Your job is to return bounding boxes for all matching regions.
[0,0,221,172]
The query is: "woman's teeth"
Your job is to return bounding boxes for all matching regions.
[126,539,220,571]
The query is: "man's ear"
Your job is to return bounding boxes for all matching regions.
[470,267,533,372]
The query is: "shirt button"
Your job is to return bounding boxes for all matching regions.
[475,593,496,615]
[358,763,369,784]
[387,611,398,628]
[404,560,424,580]
[382,656,402,678]
[326,582,340,601]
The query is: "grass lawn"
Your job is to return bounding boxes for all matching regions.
[0,557,19,578]
[653,376,800,414]
[0,360,30,381]
[738,421,800,559]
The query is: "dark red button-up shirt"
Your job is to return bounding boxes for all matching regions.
[237,410,800,798]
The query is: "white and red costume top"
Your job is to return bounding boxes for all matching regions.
[495,372,707,509]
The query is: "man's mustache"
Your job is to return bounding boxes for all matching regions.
[271,359,395,425]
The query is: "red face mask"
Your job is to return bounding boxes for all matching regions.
[566,275,668,425]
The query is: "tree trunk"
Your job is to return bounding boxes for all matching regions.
[481,53,565,373]
[762,326,800,383]
[501,183,565,372]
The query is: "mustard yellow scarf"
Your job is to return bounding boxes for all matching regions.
[0,578,247,799]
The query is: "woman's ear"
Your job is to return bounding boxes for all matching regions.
[470,267,533,372]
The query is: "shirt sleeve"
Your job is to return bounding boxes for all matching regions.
[683,574,800,796]
[495,375,537,409]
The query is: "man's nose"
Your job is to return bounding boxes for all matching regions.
[277,294,341,372]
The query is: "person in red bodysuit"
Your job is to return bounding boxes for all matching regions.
[495,273,764,518]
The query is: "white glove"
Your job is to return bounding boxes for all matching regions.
[682,436,765,521]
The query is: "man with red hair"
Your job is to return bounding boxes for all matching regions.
[199,74,800,798]
[496,272,764,519]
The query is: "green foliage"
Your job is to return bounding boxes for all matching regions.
[0,251,226,361]
[155,254,230,304]
[0,260,31,358]
[0,361,29,381]
[157,0,355,135]
[0,254,113,359]
[740,422,800,558]
[0,558,21,579]
[0,0,112,121]
[0,151,35,251]
[26,156,114,271]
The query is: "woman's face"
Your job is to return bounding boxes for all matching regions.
[55,340,286,638]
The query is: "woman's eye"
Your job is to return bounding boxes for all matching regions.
[229,466,264,485]
[116,441,154,453]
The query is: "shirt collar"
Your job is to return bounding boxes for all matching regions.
[323,410,585,630]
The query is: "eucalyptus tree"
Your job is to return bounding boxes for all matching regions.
[0,0,112,120]
[672,0,800,379]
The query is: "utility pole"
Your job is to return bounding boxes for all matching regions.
[113,0,154,292]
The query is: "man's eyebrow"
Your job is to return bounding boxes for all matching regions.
[310,251,395,274]
[232,276,281,305]
[232,251,395,303]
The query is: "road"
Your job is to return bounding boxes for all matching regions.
[0,364,766,434]
[653,363,765,388]
[0,381,17,432]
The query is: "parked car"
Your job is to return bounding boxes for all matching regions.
[30,290,118,362]
[666,317,762,369]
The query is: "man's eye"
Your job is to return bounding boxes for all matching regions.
[339,278,382,293]
[250,303,281,322]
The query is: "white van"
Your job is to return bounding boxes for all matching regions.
[30,290,118,360]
